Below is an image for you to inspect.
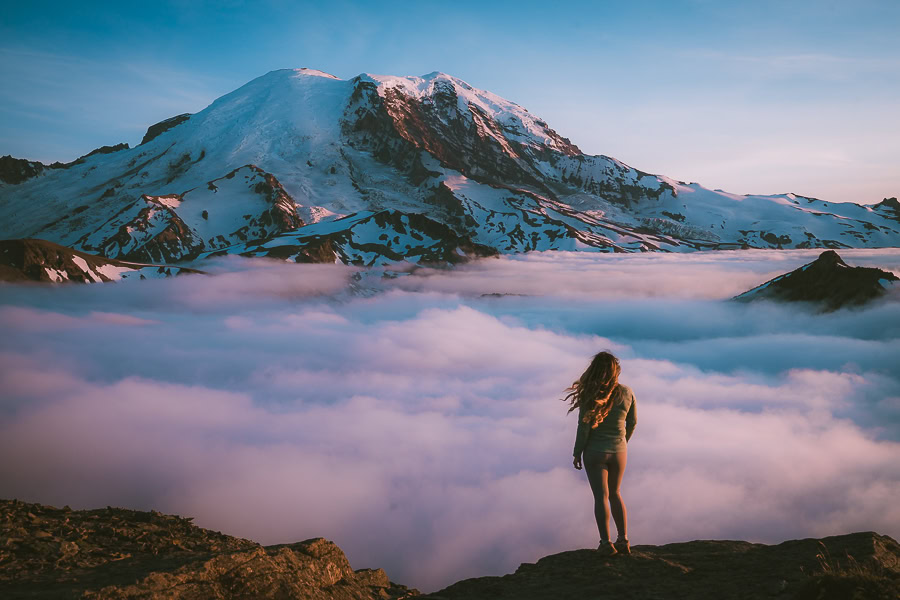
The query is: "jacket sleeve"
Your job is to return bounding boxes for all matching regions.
[573,406,591,457]
[625,390,637,442]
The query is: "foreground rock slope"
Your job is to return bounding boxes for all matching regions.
[424,532,900,600]
[0,499,417,599]
[3,499,898,599]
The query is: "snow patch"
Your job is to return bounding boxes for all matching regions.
[93,264,136,281]
[44,268,68,282]
[292,68,340,80]
[154,196,182,209]
[71,256,90,272]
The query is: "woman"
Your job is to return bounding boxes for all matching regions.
[566,351,637,556]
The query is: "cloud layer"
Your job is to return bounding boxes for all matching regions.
[2,248,899,591]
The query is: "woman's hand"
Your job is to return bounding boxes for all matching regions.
[573,455,582,470]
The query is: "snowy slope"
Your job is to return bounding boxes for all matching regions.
[200,209,497,267]
[0,239,201,283]
[71,165,303,263]
[1,67,897,269]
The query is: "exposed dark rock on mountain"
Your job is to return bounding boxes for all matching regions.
[875,197,900,223]
[1,144,130,185]
[52,144,131,171]
[73,143,131,163]
[0,155,46,185]
[357,76,578,192]
[0,239,202,283]
[72,165,304,264]
[211,208,499,266]
[0,499,418,599]
[423,532,900,600]
[140,113,192,145]
[734,250,898,311]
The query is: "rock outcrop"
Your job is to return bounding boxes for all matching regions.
[0,145,132,185]
[73,165,305,264]
[0,155,46,185]
[734,250,898,311]
[424,533,900,600]
[140,113,192,145]
[204,208,498,266]
[0,238,202,283]
[0,499,417,599]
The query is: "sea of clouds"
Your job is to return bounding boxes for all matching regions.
[1,248,899,591]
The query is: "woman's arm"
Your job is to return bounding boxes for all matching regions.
[573,405,590,462]
[625,390,637,442]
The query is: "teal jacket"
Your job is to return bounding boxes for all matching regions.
[573,384,637,456]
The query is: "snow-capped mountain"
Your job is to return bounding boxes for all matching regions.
[2,67,898,267]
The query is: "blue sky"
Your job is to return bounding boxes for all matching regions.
[1,0,897,202]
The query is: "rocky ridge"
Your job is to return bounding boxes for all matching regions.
[1,68,899,274]
[0,499,417,599]
[3,499,899,599]
[734,250,899,311]
[0,239,202,283]
[424,532,900,600]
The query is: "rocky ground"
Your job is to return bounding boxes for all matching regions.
[2,498,898,599]
[0,499,417,599]
[424,532,900,600]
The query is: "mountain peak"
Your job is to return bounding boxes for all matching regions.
[734,251,898,311]
[292,67,340,79]
[876,196,900,212]
[364,71,496,103]
[813,249,847,267]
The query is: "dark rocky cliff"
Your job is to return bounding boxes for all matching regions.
[0,499,417,599]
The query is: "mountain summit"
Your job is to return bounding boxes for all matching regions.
[734,250,899,310]
[2,68,899,268]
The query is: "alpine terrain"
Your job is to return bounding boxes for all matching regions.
[2,68,899,275]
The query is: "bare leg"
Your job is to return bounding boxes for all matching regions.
[583,453,611,541]
[607,450,628,541]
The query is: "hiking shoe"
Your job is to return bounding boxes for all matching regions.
[614,539,631,555]
[596,541,617,556]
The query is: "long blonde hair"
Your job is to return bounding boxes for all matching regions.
[564,351,621,427]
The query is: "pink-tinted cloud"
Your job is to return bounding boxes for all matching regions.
[1,249,898,591]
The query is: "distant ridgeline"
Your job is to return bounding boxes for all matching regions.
[2,499,898,599]
[1,68,899,281]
